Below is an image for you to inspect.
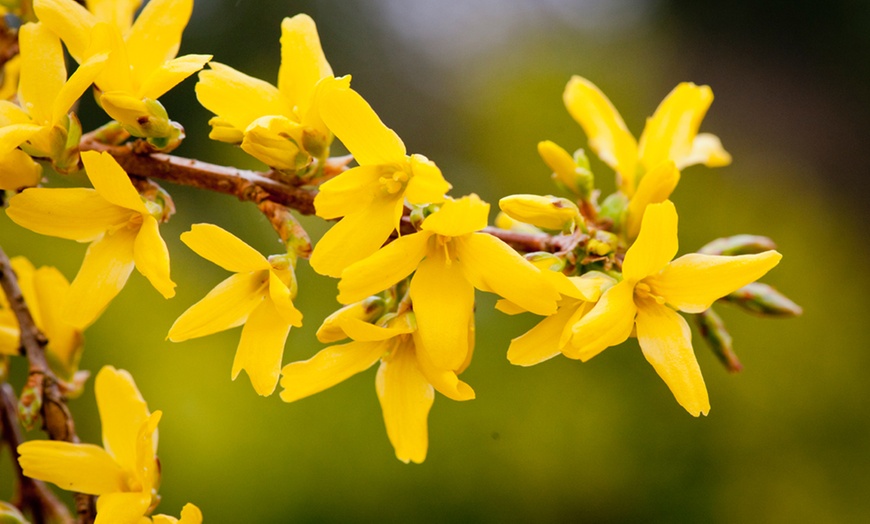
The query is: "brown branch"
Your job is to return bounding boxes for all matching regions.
[0,245,96,524]
[0,23,19,71]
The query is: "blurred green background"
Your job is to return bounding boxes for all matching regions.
[3,0,869,521]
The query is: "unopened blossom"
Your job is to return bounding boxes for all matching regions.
[566,201,781,416]
[196,14,336,171]
[309,80,452,278]
[168,224,302,396]
[281,306,474,463]
[338,194,559,371]
[6,150,176,328]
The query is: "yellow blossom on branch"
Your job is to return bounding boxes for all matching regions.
[309,80,452,278]
[566,200,781,416]
[168,223,303,396]
[281,306,474,464]
[6,150,175,329]
[196,14,336,172]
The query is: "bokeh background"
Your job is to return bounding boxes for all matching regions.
[3,0,870,521]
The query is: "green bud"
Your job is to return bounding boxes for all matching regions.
[723,282,803,317]
[699,234,777,256]
[587,230,619,257]
[598,192,628,231]
[99,94,181,145]
[91,121,131,146]
[18,380,42,431]
[695,308,742,373]
[0,501,28,524]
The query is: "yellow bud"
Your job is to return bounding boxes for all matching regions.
[241,115,309,172]
[316,297,386,343]
[207,116,244,143]
[538,140,594,198]
[99,93,178,141]
[499,194,580,232]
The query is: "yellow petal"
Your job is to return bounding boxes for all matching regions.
[0,123,43,155]
[6,187,129,241]
[133,411,161,495]
[268,270,303,327]
[17,440,125,495]
[32,0,97,63]
[95,366,150,473]
[318,82,406,165]
[195,62,287,131]
[51,31,110,124]
[279,340,384,403]
[179,223,269,272]
[404,154,451,205]
[335,231,430,303]
[138,53,211,100]
[413,331,475,401]
[622,200,678,282]
[0,100,32,126]
[0,149,43,191]
[409,252,474,371]
[563,75,638,194]
[240,115,305,171]
[309,194,404,279]
[457,233,559,316]
[64,227,137,329]
[178,503,203,524]
[0,55,21,101]
[124,0,193,89]
[18,22,66,125]
[232,299,292,396]
[376,344,434,464]
[638,82,714,172]
[498,194,580,231]
[277,14,332,116]
[133,215,175,298]
[420,194,489,237]
[80,151,148,213]
[635,300,710,416]
[507,302,580,366]
[32,265,82,375]
[565,272,615,302]
[167,272,266,342]
[625,161,680,240]
[94,492,152,524]
[85,0,141,31]
[314,165,382,219]
[0,323,20,355]
[93,24,134,94]
[678,132,732,169]
[566,280,636,361]
[646,251,782,314]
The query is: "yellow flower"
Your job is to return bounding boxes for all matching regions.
[6,150,176,329]
[498,193,581,232]
[145,504,203,524]
[18,366,163,524]
[168,224,303,396]
[566,200,781,416]
[196,14,336,171]
[562,76,731,198]
[309,80,452,278]
[0,21,107,187]
[0,257,84,383]
[33,0,211,139]
[0,55,20,101]
[280,307,474,464]
[338,194,559,371]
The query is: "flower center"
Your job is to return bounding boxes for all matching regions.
[379,169,409,195]
[634,281,665,305]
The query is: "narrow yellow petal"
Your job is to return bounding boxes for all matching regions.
[233,299,292,396]
[85,0,141,31]
[17,440,125,495]
[0,123,42,155]
[32,0,97,63]
[94,492,151,524]
[635,300,710,416]
[80,151,148,213]
[277,14,332,116]
[566,280,636,361]
[376,344,434,464]
[138,53,211,100]
[678,132,732,169]
[18,22,66,125]
[458,233,559,316]
[0,100,32,126]
[622,200,678,282]
[95,366,150,473]
[32,265,81,373]
[409,252,474,371]
[413,331,475,401]
[177,503,203,524]
[336,232,430,302]
[64,227,137,329]
[625,162,680,240]
[268,270,303,327]
[168,272,266,342]
[404,154,451,205]
[195,62,287,132]
[420,194,489,237]
[507,302,580,366]
[318,82,406,165]
[638,82,714,172]
[133,215,175,298]
[313,165,381,219]
[51,35,110,125]
[646,251,782,313]
[563,75,638,194]
[6,187,129,241]
[179,223,269,272]
[279,340,384,403]
[124,0,193,89]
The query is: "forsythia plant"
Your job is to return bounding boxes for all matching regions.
[0,0,801,521]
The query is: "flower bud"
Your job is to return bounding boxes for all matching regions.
[695,308,742,373]
[724,282,803,317]
[538,140,594,198]
[493,212,543,235]
[499,194,580,233]
[317,297,386,343]
[207,116,244,144]
[525,251,565,272]
[241,115,309,172]
[597,192,628,231]
[18,377,42,430]
[99,93,181,145]
[0,501,28,524]
[587,230,619,256]
[699,234,777,256]
[258,201,312,259]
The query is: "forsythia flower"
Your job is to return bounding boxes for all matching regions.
[196,14,336,171]
[0,257,84,385]
[309,80,452,278]
[6,150,176,329]
[18,366,163,523]
[168,224,303,396]
[281,306,474,464]
[34,0,211,139]
[0,21,107,188]
[338,194,560,371]
[565,200,781,416]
